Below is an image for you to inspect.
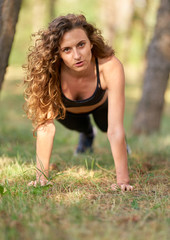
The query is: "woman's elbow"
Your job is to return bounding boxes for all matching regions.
[107,128,125,142]
[37,121,56,138]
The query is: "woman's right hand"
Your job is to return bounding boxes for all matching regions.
[28,179,53,187]
[111,183,133,191]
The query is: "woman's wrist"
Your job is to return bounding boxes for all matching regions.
[36,170,49,181]
[116,174,130,185]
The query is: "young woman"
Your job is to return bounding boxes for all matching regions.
[24,14,133,191]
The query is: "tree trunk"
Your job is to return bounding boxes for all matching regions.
[100,0,134,46]
[0,0,22,91]
[49,0,57,21]
[32,0,45,33]
[132,0,170,134]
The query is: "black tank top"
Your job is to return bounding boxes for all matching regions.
[61,58,106,108]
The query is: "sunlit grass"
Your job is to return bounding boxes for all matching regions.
[0,152,169,240]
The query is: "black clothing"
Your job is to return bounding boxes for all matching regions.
[61,58,106,108]
[57,98,108,133]
[57,58,108,134]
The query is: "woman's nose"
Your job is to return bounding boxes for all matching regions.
[73,49,81,60]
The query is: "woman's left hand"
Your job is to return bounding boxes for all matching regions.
[28,179,53,187]
[111,183,133,191]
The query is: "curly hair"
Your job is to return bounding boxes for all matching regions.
[23,14,114,132]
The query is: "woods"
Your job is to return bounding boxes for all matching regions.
[133,0,170,134]
[0,0,22,90]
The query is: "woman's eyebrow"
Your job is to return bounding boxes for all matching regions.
[60,40,87,50]
[60,46,70,50]
[77,40,86,44]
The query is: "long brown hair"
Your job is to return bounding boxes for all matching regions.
[23,14,114,131]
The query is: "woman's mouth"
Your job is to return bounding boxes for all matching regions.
[75,61,84,67]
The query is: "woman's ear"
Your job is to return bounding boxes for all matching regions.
[91,44,93,49]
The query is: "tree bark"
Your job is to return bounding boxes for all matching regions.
[132,0,170,134]
[0,0,22,91]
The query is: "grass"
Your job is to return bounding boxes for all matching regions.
[0,66,169,240]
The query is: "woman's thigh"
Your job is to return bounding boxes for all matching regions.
[92,99,108,132]
[57,111,93,134]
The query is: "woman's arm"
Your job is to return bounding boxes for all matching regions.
[28,120,55,186]
[103,56,133,191]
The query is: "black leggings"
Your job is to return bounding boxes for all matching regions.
[57,99,108,135]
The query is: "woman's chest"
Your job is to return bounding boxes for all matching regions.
[60,61,107,101]
[61,76,98,101]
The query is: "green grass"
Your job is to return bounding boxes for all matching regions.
[0,66,169,240]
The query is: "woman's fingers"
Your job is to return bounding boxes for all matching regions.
[126,185,133,191]
[27,181,34,186]
[111,183,133,191]
[120,184,133,191]
[28,180,53,187]
[27,180,38,187]
[120,184,126,191]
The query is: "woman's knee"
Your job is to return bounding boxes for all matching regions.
[92,100,108,132]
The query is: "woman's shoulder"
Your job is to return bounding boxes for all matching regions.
[97,55,125,88]
[98,56,124,82]
[98,55,123,73]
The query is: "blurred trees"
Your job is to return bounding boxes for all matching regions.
[100,0,170,134]
[32,0,58,33]
[100,0,159,63]
[0,0,22,91]
[100,0,134,46]
[32,0,46,33]
[49,0,58,21]
[132,0,170,134]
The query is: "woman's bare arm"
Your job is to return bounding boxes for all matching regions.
[28,120,55,186]
[102,56,133,191]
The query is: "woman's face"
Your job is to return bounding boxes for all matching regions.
[59,28,93,72]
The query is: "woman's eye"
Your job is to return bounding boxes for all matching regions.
[63,48,70,53]
[79,42,85,47]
